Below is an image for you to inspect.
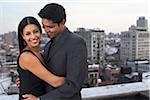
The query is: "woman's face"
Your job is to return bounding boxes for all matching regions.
[22,24,41,48]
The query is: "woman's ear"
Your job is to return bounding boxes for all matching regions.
[23,41,27,45]
[21,33,25,40]
[21,33,26,45]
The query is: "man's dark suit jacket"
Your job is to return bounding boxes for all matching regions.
[40,27,88,100]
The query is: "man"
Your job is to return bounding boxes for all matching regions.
[23,3,88,100]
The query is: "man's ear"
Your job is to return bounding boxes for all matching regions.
[59,19,66,28]
[61,19,66,25]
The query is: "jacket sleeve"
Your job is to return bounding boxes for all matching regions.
[40,38,88,100]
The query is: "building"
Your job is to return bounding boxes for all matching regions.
[0,35,6,64]
[74,28,92,61]
[120,17,150,64]
[88,64,100,86]
[75,28,105,64]
[3,31,17,46]
[91,29,105,64]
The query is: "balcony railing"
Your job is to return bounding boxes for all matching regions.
[81,81,149,100]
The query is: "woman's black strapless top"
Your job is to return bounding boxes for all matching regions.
[17,50,46,100]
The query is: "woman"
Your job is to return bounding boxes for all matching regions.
[17,16,64,100]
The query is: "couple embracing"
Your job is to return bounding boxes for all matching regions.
[17,3,88,100]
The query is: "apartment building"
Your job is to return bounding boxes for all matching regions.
[120,17,150,63]
[75,28,105,64]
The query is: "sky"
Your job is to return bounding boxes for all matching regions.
[0,0,149,34]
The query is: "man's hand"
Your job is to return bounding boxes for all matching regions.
[22,94,38,100]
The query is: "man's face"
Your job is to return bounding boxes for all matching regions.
[42,18,61,38]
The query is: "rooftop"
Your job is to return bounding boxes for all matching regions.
[0,72,149,100]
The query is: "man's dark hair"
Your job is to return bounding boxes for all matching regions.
[38,3,66,24]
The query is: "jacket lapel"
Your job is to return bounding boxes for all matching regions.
[43,40,51,62]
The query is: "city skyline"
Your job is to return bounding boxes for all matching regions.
[0,0,149,34]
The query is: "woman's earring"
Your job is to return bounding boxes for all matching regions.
[23,42,26,45]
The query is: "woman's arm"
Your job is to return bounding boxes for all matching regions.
[19,52,64,87]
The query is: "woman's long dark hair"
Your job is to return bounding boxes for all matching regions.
[18,16,42,52]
